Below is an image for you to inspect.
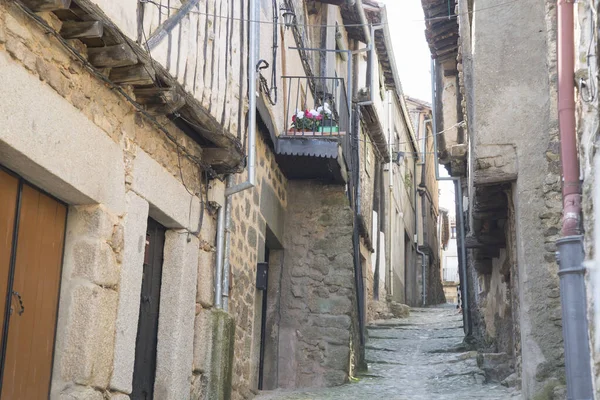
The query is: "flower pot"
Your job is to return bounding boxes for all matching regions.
[318,125,339,133]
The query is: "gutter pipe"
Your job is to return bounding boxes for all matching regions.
[387,91,394,298]
[418,115,428,306]
[215,0,259,311]
[556,1,594,398]
[430,58,471,336]
[416,164,427,307]
[355,0,371,46]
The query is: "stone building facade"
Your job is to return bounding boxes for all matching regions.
[422,0,565,397]
[0,0,442,399]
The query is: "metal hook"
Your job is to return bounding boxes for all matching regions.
[12,291,24,316]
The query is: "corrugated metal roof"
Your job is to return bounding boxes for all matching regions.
[276,137,341,158]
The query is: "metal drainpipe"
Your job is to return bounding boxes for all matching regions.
[214,204,226,309]
[414,150,427,307]
[556,0,594,398]
[418,115,428,307]
[215,0,259,311]
[356,0,371,45]
[387,91,394,298]
[430,58,471,336]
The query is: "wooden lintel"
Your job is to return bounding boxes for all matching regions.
[87,44,138,68]
[109,64,155,85]
[134,87,178,105]
[19,0,71,12]
[179,106,234,149]
[473,171,518,187]
[202,147,244,169]
[60,20,103,39]
[144,94,186,116]
[465,235,505,249]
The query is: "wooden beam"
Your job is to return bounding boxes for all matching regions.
[87,44,138,68]
[465,234,505,249]
[134,87,179,105]
[109,64,155,85]
[145,0,201,50]
[144,93,186,116]
[19,0,71,12]
[60,21,103,39]
[202,148,244,168]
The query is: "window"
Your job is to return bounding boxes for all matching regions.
[451,226,456,239]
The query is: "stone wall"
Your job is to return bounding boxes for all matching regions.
[226,129,288,399]
[0,4,218,399]
[277,180,356,388]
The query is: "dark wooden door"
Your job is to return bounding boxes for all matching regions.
[132,218,165,400]
[0,172,67,400]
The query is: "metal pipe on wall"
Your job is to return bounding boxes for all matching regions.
[430,58,471,335]
[556,0,594,397]
[214,204,226,309]
[387,91,394,298]
[215,0,259,311]
[414,150,427,307]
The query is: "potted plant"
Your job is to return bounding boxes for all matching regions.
[290,109,321,133]
[317,103,338,133]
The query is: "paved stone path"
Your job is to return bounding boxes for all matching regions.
[255,306,519,399]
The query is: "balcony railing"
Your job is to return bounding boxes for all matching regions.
[282,76,350,138]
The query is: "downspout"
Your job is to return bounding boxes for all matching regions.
[355,0,372,46]
[215,0,259,311]
[415,151,427,307]
[418,116,428,306]
[555,0,594,398]
[430,58,471,336]
[387,91,394,298]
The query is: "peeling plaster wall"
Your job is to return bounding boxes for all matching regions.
[459,0,564,396]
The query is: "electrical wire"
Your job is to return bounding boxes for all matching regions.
[13,0,213,177]
[139,0,523,27]
[14,0,215,238]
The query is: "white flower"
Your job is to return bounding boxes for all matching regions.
[296,111,305,119]
[324,102,330,110]
[309,109,319,117]
[317,106,324,113]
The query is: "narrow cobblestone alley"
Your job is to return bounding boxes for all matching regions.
[256,307,518,399]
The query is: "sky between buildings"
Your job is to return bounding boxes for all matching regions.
[380,0,456,217]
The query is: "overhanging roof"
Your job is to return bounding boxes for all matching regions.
[421,0,459,62]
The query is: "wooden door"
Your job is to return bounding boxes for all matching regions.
[0,181,67,399]
[0,170,19,360]
[132,218,165,400]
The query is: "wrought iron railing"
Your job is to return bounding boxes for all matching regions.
[281,76,350,138]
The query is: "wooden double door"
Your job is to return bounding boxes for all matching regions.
[0,168,67,399]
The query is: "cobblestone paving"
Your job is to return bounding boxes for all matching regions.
[255,306,519,400]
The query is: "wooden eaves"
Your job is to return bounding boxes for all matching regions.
[18,0,244,174]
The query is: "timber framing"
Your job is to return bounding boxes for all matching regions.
[17,0,244,173]
[421,0,459,62]
[341,1,418,162]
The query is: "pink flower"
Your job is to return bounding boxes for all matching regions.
[292,114,296,122]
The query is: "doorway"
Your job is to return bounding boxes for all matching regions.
[258,244,270,390]
[131,218,166,400]
[0,167,67,399]
[404,233,416,306]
